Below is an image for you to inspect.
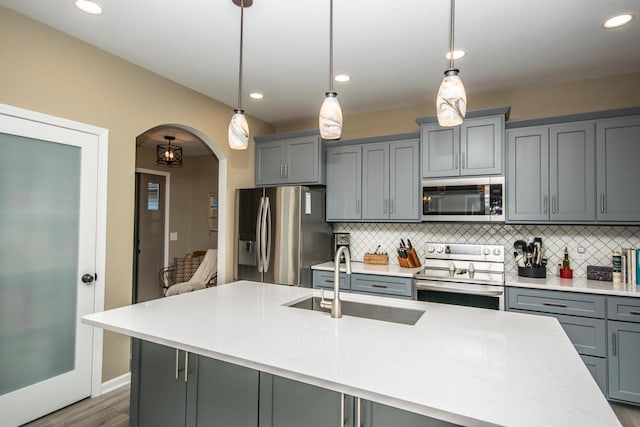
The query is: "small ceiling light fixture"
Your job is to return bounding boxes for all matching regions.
[436,0,467,127]
[318,0,343,140]
[228,0,253,150]
[156,136,183,166]
[602,13,635,29]
[445,50,466,60]
[74,0,103,15]
[334,74,351,83]
[249,92,264,100]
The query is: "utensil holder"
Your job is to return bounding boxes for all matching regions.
[364,254,389,265]
[518,266,546,278]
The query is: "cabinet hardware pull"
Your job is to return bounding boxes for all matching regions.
[454,152,458,170]
[461,152,465,169]
[390,199,394,214]
[284,164,288,178]
[372,284,388,288]
[356,397,361,427]
[175,349,179,380]
[184,351,189,382]
[552,195,557,214]
[356,200,361,214]
[340,393,344,427]
[543,195,548,214]
[280,164,284,178]
[384,199,388,214]
[612,332,617,356]
[600,193,605,214]
[542,302,567,308]
[629,311,640,316]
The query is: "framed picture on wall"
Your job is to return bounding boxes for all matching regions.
[208,192,218,232]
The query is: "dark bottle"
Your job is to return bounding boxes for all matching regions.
[562,247,570,268]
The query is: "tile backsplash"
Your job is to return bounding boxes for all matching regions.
[333,223,640,277]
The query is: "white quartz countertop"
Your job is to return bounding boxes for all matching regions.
[83,281,619,427]
[312,261,422,277]
[507,274,640,297]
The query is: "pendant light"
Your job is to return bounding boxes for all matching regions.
[228,0,252,150]
[156,136,183,166]
[318,0,343,140]
[436,0,467,127]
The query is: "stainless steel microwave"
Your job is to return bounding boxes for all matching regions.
[421,176,505,222]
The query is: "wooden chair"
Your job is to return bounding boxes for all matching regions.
[159,250,217,296]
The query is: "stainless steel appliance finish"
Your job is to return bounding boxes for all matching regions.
[413,242,505,310]
[333,232,350,263]
[421,176,505,222]
[235,186,332,286]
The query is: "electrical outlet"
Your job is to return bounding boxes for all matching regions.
[575,245,586,260]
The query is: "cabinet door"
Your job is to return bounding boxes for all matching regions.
[596,116,640,222]
[549,123,596,221]
[255,140,285,186]
[362,142,390,220]
[361,400,457,427]
[326,145,362,221]
[389,139,420,221]
[259,373,354,427]
[608,320,640,404]
[131,339,187,427]
[285,135,321,184]
[506,127,549,222]
[421,123,459,178]
[186,356,259,427]
[460,116,503,176]
[581,355,607,396]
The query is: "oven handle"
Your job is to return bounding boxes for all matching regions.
[415,282,504,297]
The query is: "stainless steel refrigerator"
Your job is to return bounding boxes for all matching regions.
[235,186,332,286]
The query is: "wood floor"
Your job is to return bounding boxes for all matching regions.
[21,385,640,427]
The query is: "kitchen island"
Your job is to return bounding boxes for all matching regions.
[83,281,620,427]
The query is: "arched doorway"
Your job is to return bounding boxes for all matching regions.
[133,124,226,302]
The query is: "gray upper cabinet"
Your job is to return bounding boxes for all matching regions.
[255,133,322,186]
[327,137,420,222]
[507,122,595,223]
[596,116,640,222]
[326,145,362,221]
[421,115,503,179]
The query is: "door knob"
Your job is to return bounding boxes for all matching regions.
[81,274,95,284]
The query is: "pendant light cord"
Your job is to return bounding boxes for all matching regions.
[329,0,334,92]
[449,0,455,70]
[238,0,245,110]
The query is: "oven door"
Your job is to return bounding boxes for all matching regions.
[414,280,505,310]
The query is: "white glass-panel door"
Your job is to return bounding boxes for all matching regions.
[0,112,98,426]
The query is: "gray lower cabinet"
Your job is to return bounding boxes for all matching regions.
[581,355,608,395]
[351,273,413,299]
[131,339,259,427]
[608,320,640,404]
[259,373,355,427]
[421,115,503,179]
[313,269,351,291]
[506,122,595,223]
[596,116,640,222]
[326,145,362,221]
[360,400,458,427]
[255,133,322,186]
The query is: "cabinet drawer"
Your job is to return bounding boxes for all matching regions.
[351,274,412,298]
[608,297,640,323]
[580,355,607,395]
[507,287,605,318]
[510,309,606,357]
[312,270,350,291]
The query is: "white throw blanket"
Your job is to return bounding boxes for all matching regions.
[166,249,217,296]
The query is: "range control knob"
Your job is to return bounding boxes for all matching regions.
[427,246,435,253]
[436,246,444,254]
[482,247,491,256]
[493,248,502,256]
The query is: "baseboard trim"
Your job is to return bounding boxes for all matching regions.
[101,372,131,395]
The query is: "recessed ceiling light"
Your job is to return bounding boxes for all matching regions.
[334,74,351,83]
[602,13,634,29]
[445,50,466,60]
[249,92,264,100]
[75,0,103,15]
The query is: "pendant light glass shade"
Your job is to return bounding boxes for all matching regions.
[228,109,249,150]
[319,92,343,139]
[436,69,467,127]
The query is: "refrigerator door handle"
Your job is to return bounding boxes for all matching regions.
[263,197,272,272]
[260,197,268,273]
[256,197,264,272]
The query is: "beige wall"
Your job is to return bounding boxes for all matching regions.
[0,6,274,381]
[275,72,640,138]
[135,147,219,260]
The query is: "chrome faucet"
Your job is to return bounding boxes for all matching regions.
[320,246,352,318]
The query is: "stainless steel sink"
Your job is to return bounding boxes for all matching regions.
[287,297,425,325]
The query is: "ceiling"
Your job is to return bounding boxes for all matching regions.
[2,0,639,129]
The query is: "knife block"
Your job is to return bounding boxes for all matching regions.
[398,249,421,268]
[364,253,389,265]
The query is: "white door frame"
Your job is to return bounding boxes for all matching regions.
[135,168,170,269]
[0,103,108,399]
